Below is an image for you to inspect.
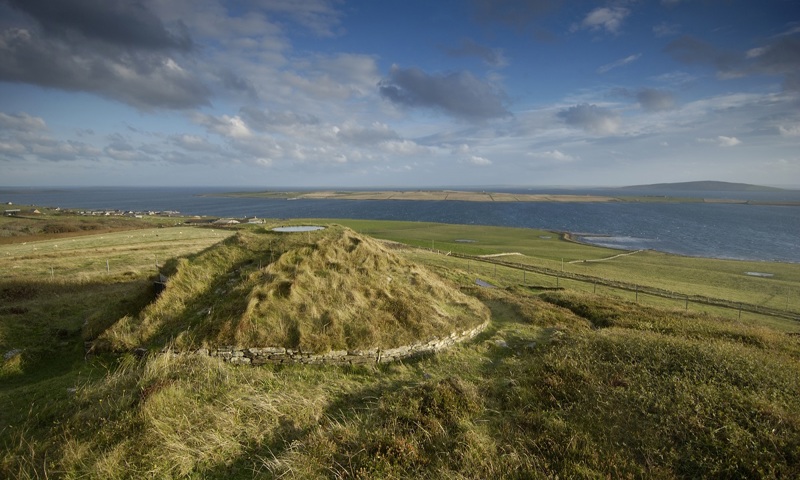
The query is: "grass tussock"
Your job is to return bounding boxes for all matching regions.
[269,290,800,479]
[2,351,347,479]
[98,225,489,352]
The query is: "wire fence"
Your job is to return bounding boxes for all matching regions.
[419,249,800,324]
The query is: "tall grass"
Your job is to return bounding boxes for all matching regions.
[5,281,800,479]
[266,289,800,478]
[98,225,489,353]
[4,218,800,479]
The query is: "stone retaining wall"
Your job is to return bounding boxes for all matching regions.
[186,321,489,366]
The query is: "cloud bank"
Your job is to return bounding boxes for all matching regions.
[0,0,209,109]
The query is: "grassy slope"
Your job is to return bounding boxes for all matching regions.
[329,219,800,316]
[98,225,488,353]
[3,289,798,479]
[2,216,799,478]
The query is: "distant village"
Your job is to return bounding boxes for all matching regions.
[4,201,264,226]
[77,209,182,218]
[4,202,180,218]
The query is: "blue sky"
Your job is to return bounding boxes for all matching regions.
[1,0,798,187]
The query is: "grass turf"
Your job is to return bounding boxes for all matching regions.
[2,215,799,478]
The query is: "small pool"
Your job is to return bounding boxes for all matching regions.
[272,226,326,232]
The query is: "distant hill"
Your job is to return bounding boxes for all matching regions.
[623,181,786,192]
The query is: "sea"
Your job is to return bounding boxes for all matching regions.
[2,186,799,264]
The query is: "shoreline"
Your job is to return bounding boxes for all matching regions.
[207,189,619,203]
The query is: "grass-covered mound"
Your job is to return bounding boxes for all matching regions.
[96,225,489,353]
[6,289,799,479]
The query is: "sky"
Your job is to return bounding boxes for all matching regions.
[0,0,799,188]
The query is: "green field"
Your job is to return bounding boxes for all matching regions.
[332,219,800,322]
[2,214,799,478]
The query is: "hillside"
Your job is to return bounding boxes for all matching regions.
[95,225,489,353]
[623,180,786,192]
[2,217,799,479]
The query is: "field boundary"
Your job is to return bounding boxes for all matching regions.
[444,251,800,322]
[138,320,490,366]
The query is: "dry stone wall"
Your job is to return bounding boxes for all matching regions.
[187,321,489,366]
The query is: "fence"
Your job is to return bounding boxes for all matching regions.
[420,249,800,324]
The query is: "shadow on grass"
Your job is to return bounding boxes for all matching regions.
[1,277,155,385]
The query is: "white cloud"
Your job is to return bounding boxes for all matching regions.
[0,140,26,154]
[451,143,470,155]
[380,139,428,156]
[698,135,742,147]
[558,104,621,135]
[335,121,399,145]
[779,125,800,137]
[171,134,220,152]
[574,7,630,34]
[597,54,641,74]
[717,135,741,147]
[467,155,492,166]
[28,139,102,161]
[653,22,680,37]
[651,70,698,85]
[0,112,47,131]
[746,47,768,59]
[527,150,576,162]
[193,113,252,139]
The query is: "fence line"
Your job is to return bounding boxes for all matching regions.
[427,249,800,323]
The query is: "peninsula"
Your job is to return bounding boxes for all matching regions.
[216,190,617,202]
[210,182,798,205]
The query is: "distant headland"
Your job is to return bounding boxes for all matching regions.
[210,181,797,206]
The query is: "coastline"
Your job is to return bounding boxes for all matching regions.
[206,189,619,203]
[205,189,800,206]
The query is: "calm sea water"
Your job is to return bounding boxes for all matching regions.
[2,186,799,263]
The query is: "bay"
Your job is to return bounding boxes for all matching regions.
[2,186,798,263]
